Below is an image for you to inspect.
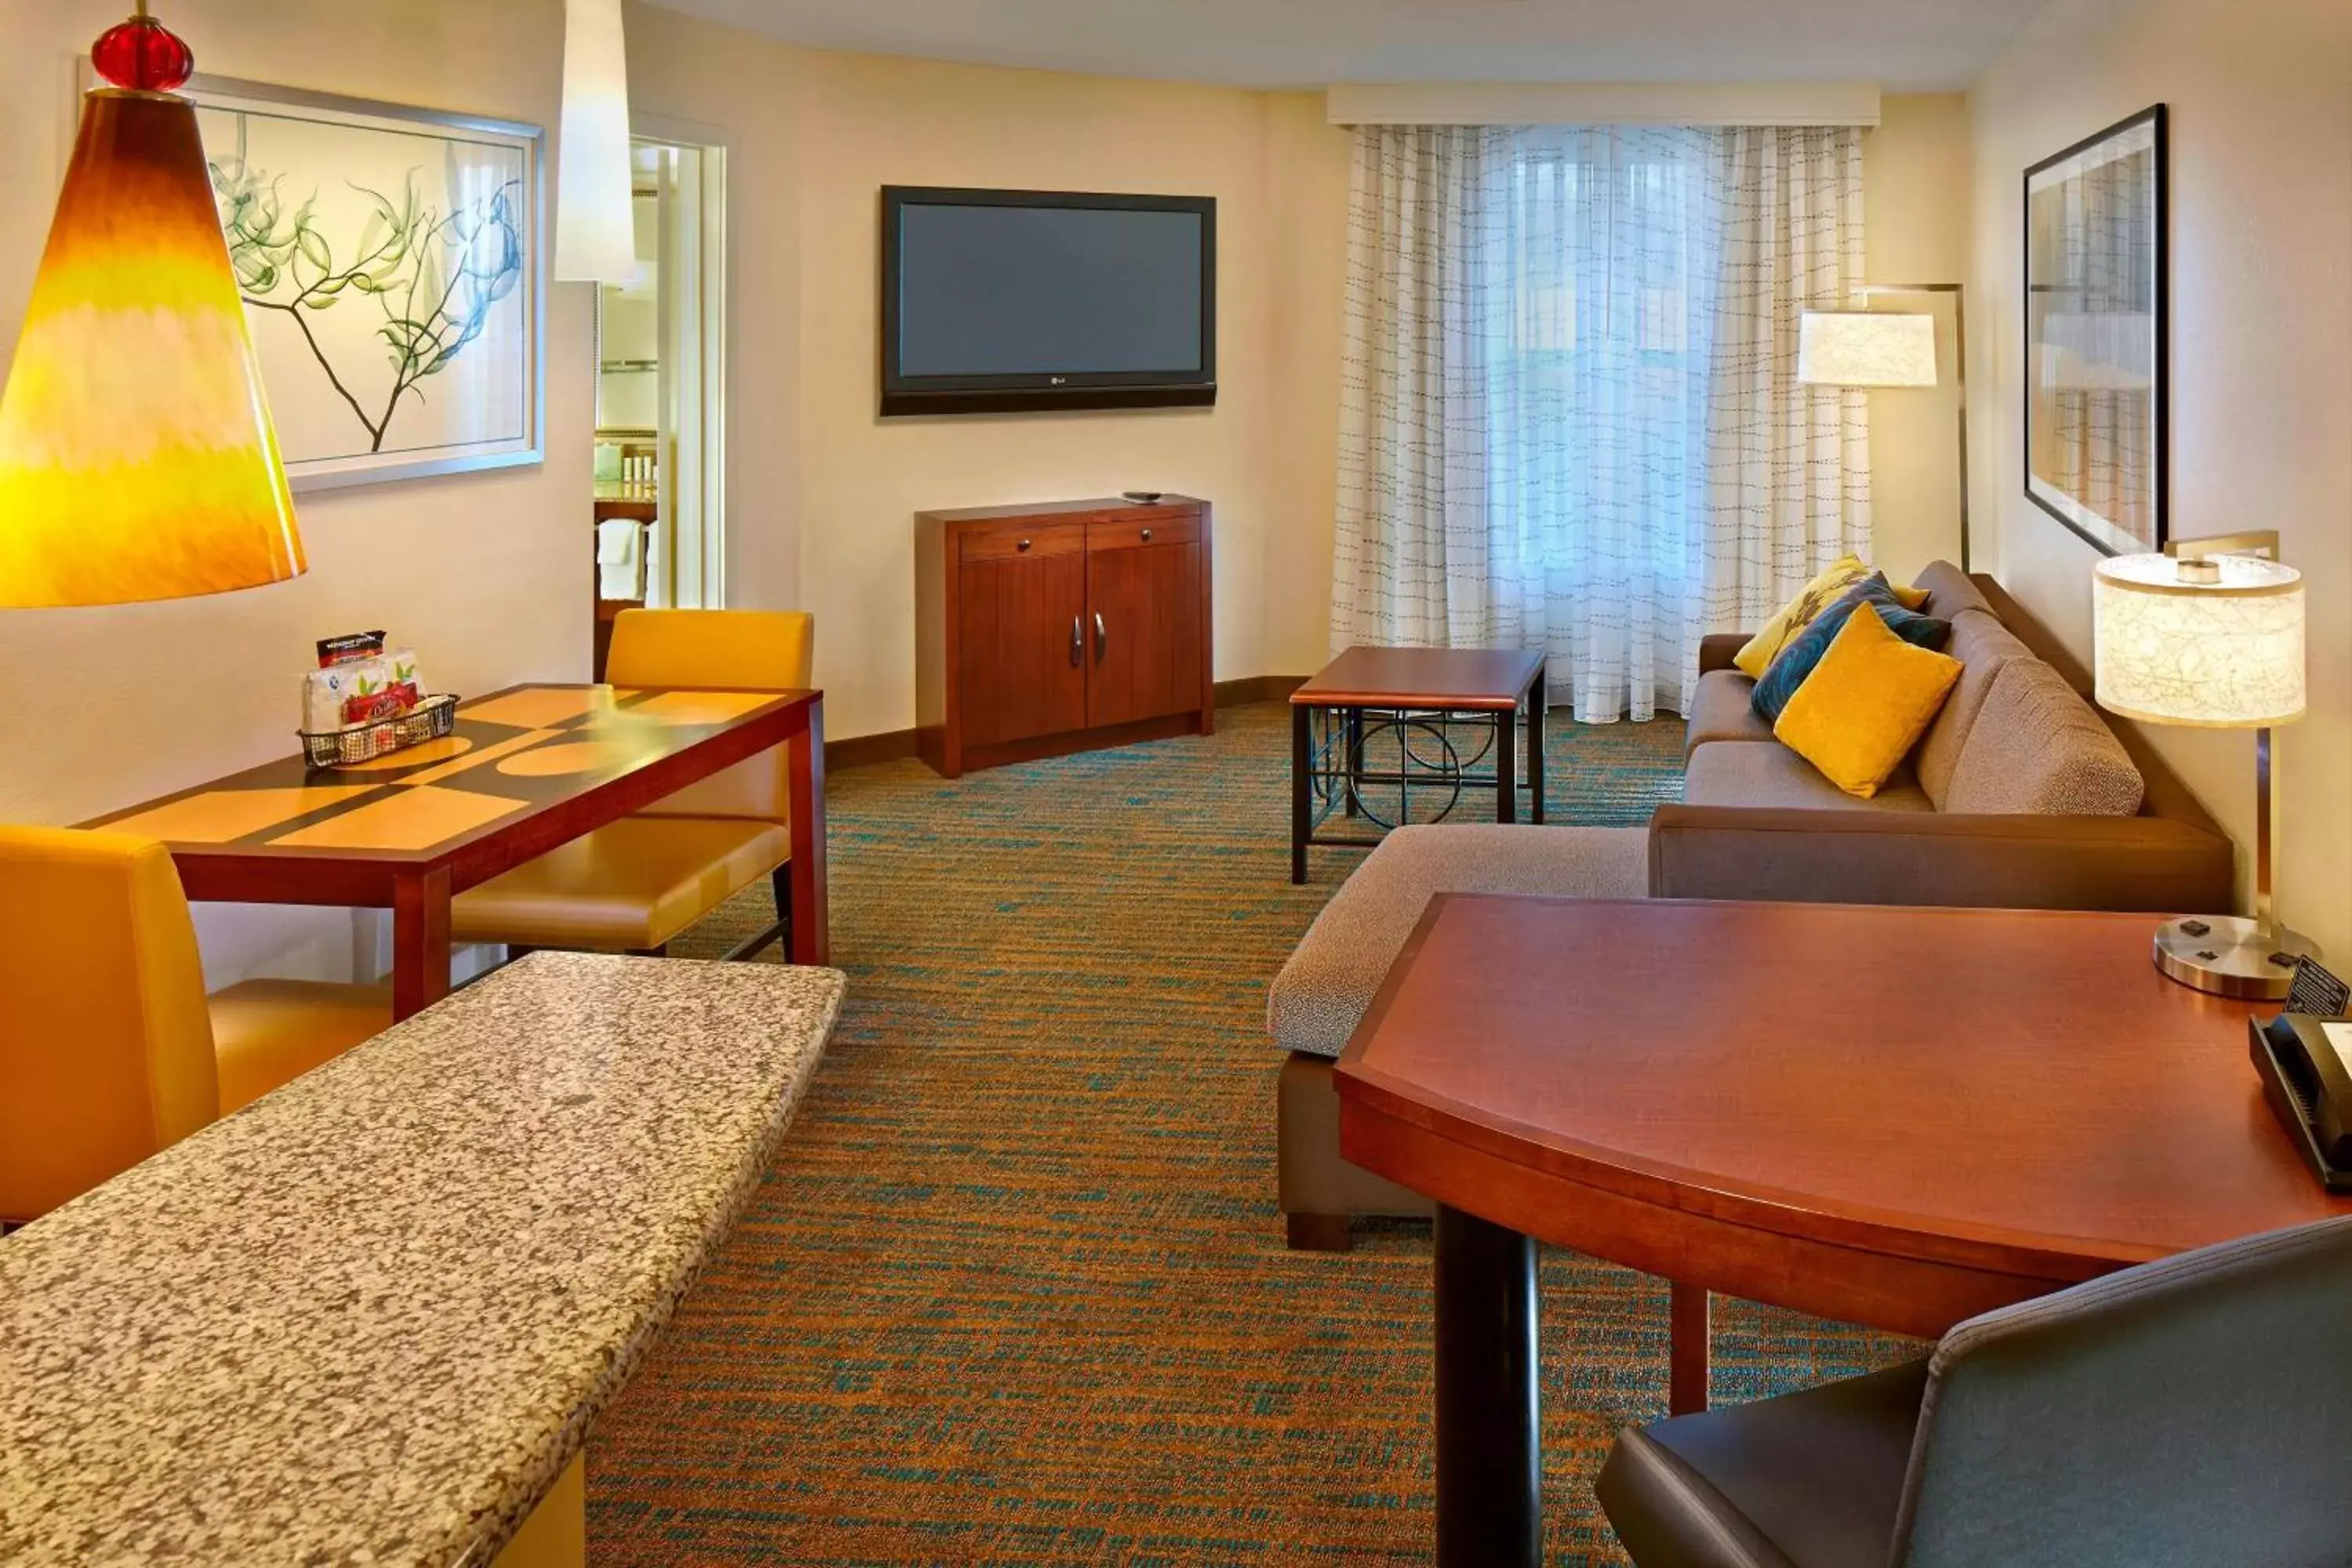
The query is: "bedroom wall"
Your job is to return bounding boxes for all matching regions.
[1864,93,1975,583]
[0,0,589,984]
[1966,0,2352,956]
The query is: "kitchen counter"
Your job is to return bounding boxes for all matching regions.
[0,951,845,1566]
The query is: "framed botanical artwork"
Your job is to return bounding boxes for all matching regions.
[2024,104,2167,556]
[155,75,546,492]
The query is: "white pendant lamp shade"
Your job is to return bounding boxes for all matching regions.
[2093,553,2306,728]
[1796,310,1938,388]
[554,0,633,283]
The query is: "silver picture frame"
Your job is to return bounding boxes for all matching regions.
[99,71,550,492]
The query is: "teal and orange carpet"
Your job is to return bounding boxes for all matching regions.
[592,702,1912,1565]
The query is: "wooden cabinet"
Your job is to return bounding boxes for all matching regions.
[916,497,1214,777]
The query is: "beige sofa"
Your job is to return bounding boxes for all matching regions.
[1657,561,2235,913]
[1270,563,2237,1250]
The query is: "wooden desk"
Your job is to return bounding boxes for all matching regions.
[0,953,846,1567]
[85,684,827,1018]
[1337,895,2352,1567]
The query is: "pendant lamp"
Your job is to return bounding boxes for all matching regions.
[554,0,636,283]
[0,4,304,608]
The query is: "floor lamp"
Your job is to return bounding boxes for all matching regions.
[1796,284,1969,572]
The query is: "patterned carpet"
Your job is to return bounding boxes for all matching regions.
[590,702,1913,1566]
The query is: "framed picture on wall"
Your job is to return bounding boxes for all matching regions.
[82,72,548,492]
[2023,104,2167,556]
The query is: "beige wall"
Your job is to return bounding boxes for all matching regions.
[625,21,1965,737]
[1261,94,1356,677]
[625,2,805,615]
[1864,94,1974,583]
[1967,0,2352,955]
[0,0,588,984]
[626,8,1357,738]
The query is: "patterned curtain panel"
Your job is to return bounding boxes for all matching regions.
[1334,123,1868,721]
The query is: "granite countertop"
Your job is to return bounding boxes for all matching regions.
[0,952,845,1567]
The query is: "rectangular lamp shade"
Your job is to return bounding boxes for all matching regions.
[1797,310,1938,388]
[2093,554,2306,728]
[554,0,635,283]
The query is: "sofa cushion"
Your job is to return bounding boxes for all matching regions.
[1687,669,1773,755]
[1683,740,1935,813]
[1773,607,1962,800]
[1733,557,1929,679]
[1750,577,1953,725]
[1915,613,2036,808]
[1944,659,2145,817]
[1911,560,1994,621]
[1268,824,1650,1058]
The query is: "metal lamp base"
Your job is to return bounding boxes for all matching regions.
[2153,916,2316,1001]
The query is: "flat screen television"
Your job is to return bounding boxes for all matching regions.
[880,186,1217,416]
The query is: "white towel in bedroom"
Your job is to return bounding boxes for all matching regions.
[597,517,644,601]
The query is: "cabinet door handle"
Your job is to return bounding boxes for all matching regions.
[1017,538,1033,553]
[1140,528,1153,542]
[1094,612,1107,662]
[1070,615,1082,666]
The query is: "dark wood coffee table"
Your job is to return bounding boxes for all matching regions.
[1288,647,1545,883]
[1336,895,2352,1567]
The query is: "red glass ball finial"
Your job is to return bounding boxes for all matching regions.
[93,12,194,93]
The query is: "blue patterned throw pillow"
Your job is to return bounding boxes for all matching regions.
[1750,575,1952,724]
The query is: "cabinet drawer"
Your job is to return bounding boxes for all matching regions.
[960,524,1086,563]
[1087,513,1201,553]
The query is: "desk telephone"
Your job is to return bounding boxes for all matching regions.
[2251,958,2352,1192]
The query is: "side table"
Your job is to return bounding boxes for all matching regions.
[1288,647,1546,884]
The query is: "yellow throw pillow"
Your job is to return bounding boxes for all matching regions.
[1732,556,1930,678]
[1773,604,1962,798]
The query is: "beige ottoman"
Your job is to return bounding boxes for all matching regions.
[1269,822,1650,1249]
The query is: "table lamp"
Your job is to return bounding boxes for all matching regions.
[2093,534,2310,998]
[1798,285,1970,569]
[0,2,303,608]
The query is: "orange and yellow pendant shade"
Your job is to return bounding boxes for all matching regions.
[0,12,303,609]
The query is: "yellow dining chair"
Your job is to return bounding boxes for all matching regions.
[0,826,392,1225]
[450,609,813,960]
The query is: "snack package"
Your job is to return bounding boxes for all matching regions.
[302,634,427,733]
[381,647,426,713]
[317,630,386,669]
[302,669,348,732]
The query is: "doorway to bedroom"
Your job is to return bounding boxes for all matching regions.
[592,132,728,678]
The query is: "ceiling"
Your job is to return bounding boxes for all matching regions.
[641,0,2044,93]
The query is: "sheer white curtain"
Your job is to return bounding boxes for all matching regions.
[1333,123,1869,720]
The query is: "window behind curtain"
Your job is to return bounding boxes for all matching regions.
[1334,122,1868,722]
[1476,127,1722,719]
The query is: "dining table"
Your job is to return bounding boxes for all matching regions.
[83,682,827,1018]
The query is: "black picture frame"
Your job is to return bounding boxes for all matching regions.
[879,185,1218,418]
[2022,103,2169,556]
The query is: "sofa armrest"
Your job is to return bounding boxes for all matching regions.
[1698,633,1749,676]
[1647,804,2235,915]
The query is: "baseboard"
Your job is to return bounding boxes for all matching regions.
[826,678,1308,774]
[825,728,918,771]
[1214,674,1308,706]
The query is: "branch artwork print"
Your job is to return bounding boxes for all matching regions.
[211,123,524,454]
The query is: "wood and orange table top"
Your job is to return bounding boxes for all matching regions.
[82,684,816,894]
[1292,647,1544,711]
[1339,895,2352,1332]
